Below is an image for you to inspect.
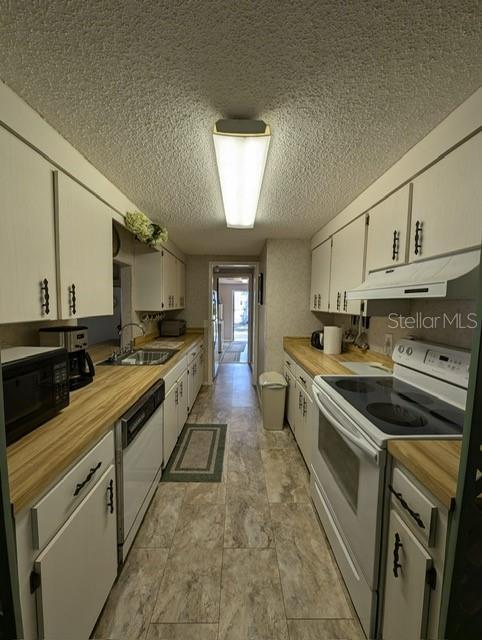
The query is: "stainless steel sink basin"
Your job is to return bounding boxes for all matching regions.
[101,348,178,366]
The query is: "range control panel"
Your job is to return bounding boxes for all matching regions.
[393,338,471,388]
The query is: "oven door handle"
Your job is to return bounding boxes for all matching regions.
[313,389,380,463]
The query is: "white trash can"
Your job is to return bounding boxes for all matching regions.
[259,371,288,431]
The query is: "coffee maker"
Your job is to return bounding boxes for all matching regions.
[39,326,95,390]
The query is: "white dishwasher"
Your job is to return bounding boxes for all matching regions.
[115,379,164,563]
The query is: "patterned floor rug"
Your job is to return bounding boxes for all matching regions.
[161,423,227,482]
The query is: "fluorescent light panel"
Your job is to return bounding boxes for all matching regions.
[213,120,270,229]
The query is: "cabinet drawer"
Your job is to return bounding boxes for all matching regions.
[163,356,188,392]
[187,344,202,363]
[293,365,313,399]
[389,466,437,547]
[283,352,296,372]
[31,430,114,550]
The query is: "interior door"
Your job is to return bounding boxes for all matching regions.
[55,172,113,319]
[382,510,433,640]
[163,385,178,466]
[34,466,117,640]
[0,127,58,323]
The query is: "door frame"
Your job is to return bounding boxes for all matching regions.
[207,261,259,386]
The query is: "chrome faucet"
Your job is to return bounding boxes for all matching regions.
[118,322,146,354]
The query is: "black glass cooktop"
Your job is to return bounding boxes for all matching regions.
[324,376,464,436]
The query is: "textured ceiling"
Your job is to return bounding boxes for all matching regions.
[0,1,481,255]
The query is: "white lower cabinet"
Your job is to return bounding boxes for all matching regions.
[284,367,297,431]
[294,380,315,468]
[163,383,179,465]
[164,347,203,465]
[284,354,315,468]
[382,510,432,640]
[177,369,188,436]
[34,465,117,640]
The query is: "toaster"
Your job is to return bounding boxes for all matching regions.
[159,319,187,337]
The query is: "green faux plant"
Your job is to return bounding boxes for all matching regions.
[125,211,168,247]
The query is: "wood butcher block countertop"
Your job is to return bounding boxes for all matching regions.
[388,440,461,510]
[284,337,461,511]
[283,336,393,378]
[7,331,204,514]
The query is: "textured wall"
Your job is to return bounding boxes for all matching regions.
[260,239,322,374]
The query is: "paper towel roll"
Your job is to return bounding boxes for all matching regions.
[323,326,343,355]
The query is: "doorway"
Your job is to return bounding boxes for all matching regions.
[218,277,249,364]
[207,262,259,385]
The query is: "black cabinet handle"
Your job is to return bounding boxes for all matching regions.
[313,294,316,308]
[393,532,403,577]
[107,478,114,514]
[298,391,302,409]
[69,283,77,315]
[414,220,423,255]
[343,291,347,311]
[41,278,50,315]
[388,484,425,529]
[299,376,306,385]
[392,230,400,261]
[336,291,341,310]
[73,461,102,496]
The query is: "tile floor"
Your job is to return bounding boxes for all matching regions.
[93,363,363,640]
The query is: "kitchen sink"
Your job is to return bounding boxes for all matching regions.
[101,348,178,366]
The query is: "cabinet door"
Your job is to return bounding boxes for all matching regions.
[177,259,186,309]
[34,465,117,640]
[409,134,482,262]
[162,250,177,310]
[284,367,297,430]
[133,247,163,311]
[163,384,179,465]
[196,352,204,395]
[177,370,189,435]
[366,185,411,273]
[55,172,113,318]
[0,128,58,323]
[296,384,312,468]
[329,216,366,315]
[310,239,331,312]
[382,510,432,640]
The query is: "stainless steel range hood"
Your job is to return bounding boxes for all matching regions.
[347,249,480,301]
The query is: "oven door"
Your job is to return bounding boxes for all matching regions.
[311,382,385,588]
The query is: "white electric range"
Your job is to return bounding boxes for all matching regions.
[310,338,470,638]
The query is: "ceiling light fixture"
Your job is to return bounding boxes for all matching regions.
[213,119,271,229]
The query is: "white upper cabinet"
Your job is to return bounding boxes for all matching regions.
[365,184,411,273]
[409,134,482,262]
[55,173,113,318]
[177,259,186,309]
[0,128,58,323]
[310,239,331,312]
[134,247,185,311]
[162,249,177,310]
[329,216,366,315]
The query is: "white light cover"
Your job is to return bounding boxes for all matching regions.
[213,130,270,229]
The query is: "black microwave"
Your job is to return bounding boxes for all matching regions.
[1,347,70,446]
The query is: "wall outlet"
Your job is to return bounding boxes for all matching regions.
[384,333,393,356]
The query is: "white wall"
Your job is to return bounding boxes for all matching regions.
[312,88,482,248]
[259,239,322,374]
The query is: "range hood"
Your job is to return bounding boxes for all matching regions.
[347,249,480,301]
